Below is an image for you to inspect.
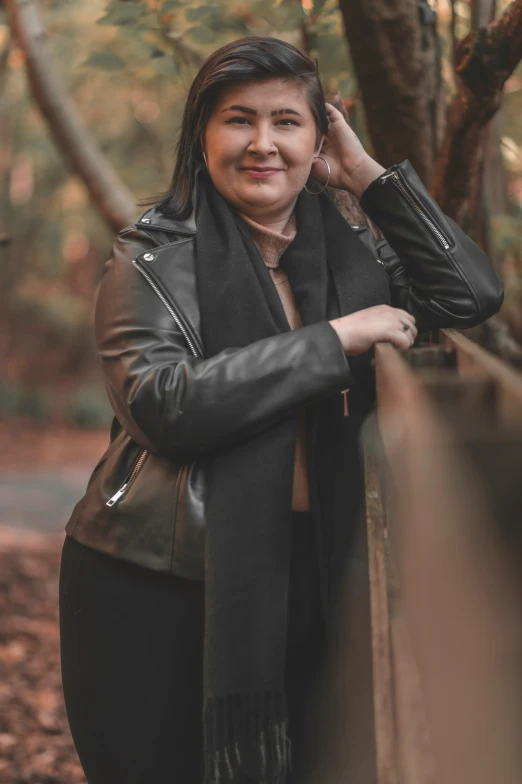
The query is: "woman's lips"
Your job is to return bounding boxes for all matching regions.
[241,168,282,179]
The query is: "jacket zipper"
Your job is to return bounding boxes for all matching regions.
[105,260,201,508]
[106,449,149,507]
[132,260,200,359]
[341,388,350,417]
[380,170,451,250]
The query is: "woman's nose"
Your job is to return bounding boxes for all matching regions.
[247,124,276,156]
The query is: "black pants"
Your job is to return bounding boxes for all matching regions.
[59,512,326,784]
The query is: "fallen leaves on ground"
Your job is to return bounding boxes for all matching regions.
[0,527,86,784]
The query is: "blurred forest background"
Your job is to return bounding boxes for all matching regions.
[1,0,522,432]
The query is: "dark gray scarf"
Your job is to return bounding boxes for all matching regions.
[195,170,390,783]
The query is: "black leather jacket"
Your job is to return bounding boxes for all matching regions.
[66,161,504,579]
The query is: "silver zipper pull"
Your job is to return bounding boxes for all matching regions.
[341,388,350,417]
[380,170,398,184]
[106,483,129,507]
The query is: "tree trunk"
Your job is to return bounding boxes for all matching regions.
[431,0,522,221]
[468,0,498,253]
[337,0,442,185]
[6,0,137,234]
[0,34,14,368]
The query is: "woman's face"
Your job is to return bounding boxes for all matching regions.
[203,78,322,223]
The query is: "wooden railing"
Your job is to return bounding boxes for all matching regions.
[362,331,522,784]
[309,331,522,784]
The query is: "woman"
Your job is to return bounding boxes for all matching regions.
[60,36,503,784]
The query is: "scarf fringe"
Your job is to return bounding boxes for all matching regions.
[204,692,292,784]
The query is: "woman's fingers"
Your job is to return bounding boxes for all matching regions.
[387,307,417,350]
[390,329,414,350]
[325,102,342,119]
[330,305,418,357]
[403,321,418,339]
[392,309,417,340]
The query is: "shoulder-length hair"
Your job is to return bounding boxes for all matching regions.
[145,36,328,219]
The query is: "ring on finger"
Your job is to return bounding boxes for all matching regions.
[402,323,410,332]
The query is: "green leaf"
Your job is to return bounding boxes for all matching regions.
[137,11,164,29]
[186,6,204,22]
[186,5,226,26]
[150,55,179,76]
[185,24,216,44]
[84,51,127,71]
[273,0,305,32]
[313,0,328,13]
[149,46,166,58]
[161,0,186,10]
[136,40,167,59]
[315,32,349,75]
[250,0,279,28]
[97,1,149,26]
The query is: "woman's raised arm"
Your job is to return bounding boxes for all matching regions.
[359,160,504,332]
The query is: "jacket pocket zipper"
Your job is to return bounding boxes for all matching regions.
[106,449,149,507]
[380,170,451,250]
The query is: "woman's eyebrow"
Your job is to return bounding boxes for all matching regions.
[220,105,302,117]
[221,105,256,115]
[271,108,302,117]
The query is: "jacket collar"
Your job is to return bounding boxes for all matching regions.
[137,204,196,235]
[136,170,202,235]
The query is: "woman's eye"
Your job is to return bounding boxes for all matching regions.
[225,117,250,125]
[224,117,299,127]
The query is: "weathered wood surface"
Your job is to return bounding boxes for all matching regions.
[364,448,398,784]
[362,334,522,784]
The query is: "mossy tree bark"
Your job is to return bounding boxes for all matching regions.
[431,0,522,221]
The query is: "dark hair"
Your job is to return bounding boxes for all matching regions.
[145,37,328,219]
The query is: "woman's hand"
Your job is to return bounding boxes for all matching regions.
[311,103,385,198]
[329,305,417,356]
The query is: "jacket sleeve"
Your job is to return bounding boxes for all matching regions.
[95,234,352,463]
[359,160,504,332]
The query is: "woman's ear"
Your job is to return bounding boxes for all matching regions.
[315,134,325,156]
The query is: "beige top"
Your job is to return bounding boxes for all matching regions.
[240,213,311,512]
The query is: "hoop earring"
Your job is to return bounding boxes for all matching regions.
[202,151,208,168]
[304,156,331,195]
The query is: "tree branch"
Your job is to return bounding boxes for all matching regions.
[6,0,137,233]
[431,0,522,219]
[450,0,458,67]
